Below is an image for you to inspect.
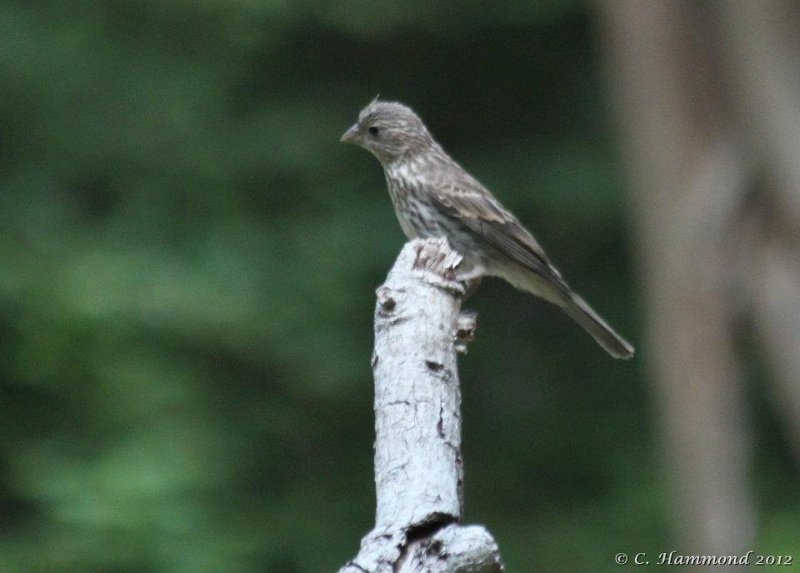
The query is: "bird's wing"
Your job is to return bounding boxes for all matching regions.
[430,177,571,294]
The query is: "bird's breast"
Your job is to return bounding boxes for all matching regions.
[383,162,450,240]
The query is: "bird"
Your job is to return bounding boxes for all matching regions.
[340,98,634,359]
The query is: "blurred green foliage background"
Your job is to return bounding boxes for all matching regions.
[0,1,797,572]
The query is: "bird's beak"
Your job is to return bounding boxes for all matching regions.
[340,123,361,144]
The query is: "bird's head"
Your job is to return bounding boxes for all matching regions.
[340,99,433,164]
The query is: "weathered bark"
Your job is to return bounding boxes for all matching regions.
[339,238,503,573]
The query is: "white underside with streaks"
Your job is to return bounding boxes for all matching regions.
[385,158,491,283]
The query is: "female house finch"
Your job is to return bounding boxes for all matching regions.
[341,99,634,359]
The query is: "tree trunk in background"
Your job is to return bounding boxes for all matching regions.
[598,1,754,565]
[719,0,800,468]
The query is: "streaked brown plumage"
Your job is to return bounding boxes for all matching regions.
[341,99,634,359]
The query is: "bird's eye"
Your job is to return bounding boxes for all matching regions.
[368,126,380,137]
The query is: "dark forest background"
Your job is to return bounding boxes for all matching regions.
[1,1,799,572]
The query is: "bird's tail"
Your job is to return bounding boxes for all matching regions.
[561,294,634,360]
